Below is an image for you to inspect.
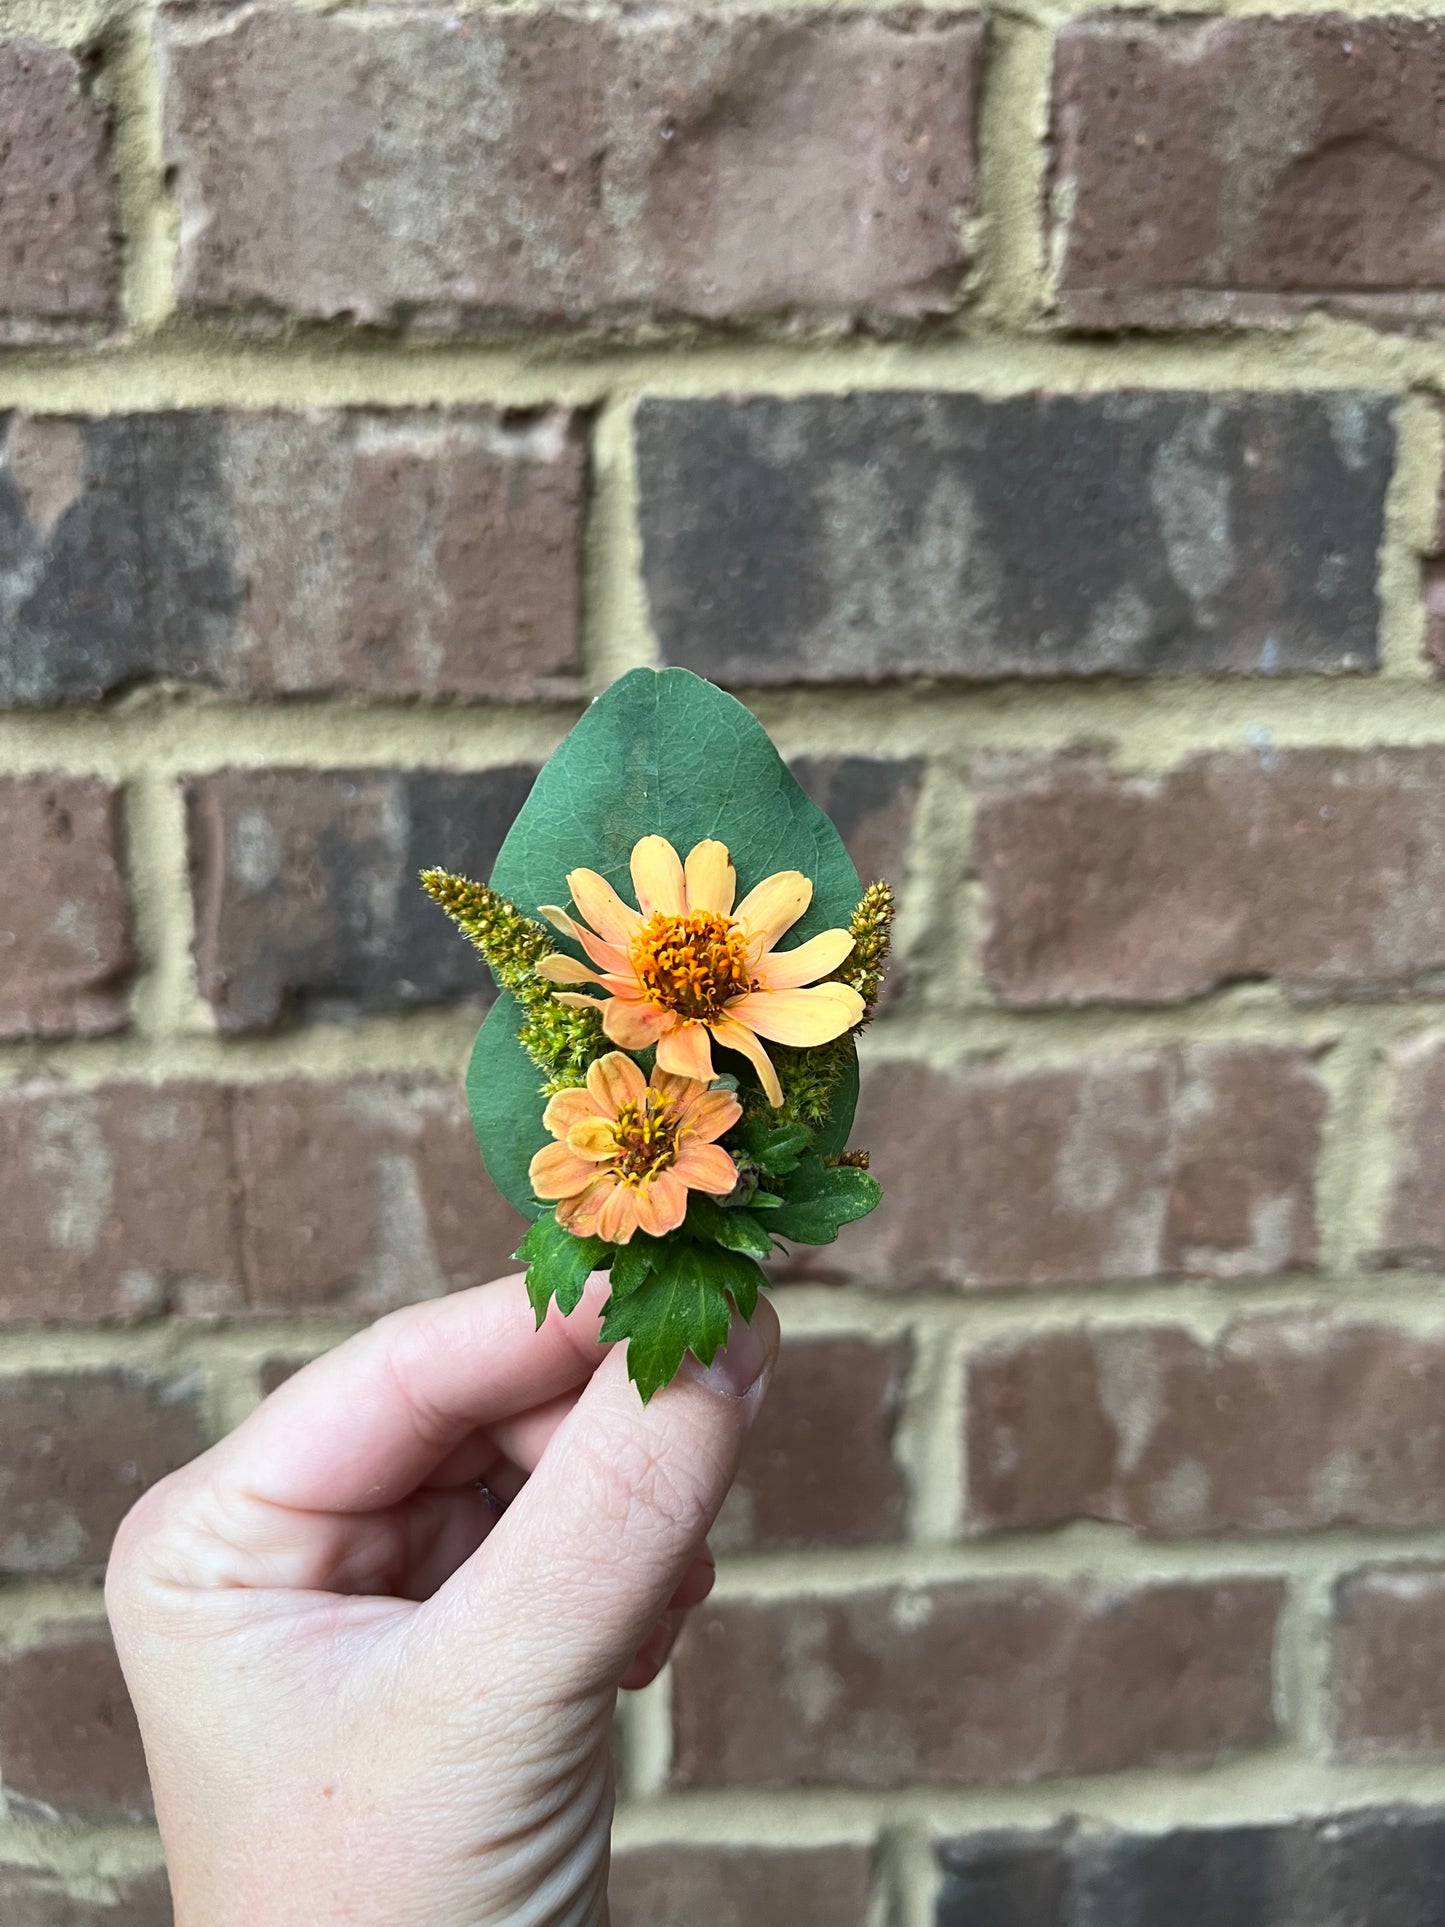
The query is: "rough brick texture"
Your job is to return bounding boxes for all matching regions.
[1377,1040,1445,1270]
[712,1336,911,1553]
[670,1578,1282,1788]
[0,41,119,337]
[161,7,983,328]
[0,1371,205,1573]
[0,1626,149,1823]
[1331,1567,1445,1759]
[637,392,1391,681]
[1052,17,1445,331]
[0,777,133,1038]
[787,1045,1323,1292]
[936,1808,1445,1927]
[0,409,585,707]
[187,766,536,1030]
[0,1864,170,1927]
[610,1846,874,1927]
[975,749,1445,1005]
[967,1316,1445,1539]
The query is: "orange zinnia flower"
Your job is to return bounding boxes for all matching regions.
[529,1052,741,1243]
[536,835,864,1107]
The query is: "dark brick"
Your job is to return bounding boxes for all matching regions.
[671,1578,1282,1788]
[637,393,1390,682]
[186,765,536,1030]
[712,1337,910,1553]
[0,1371,205,1573]
[0,41,119,336]
[232,1077,529,1315]
[791,755,921,1007]
[1051,17,1445,332]
[610,1845,874,1927]
[975,748,1445,1005]
[0,1083,238,1323]
[0,1863,170,1927]
[937,1809,1445,1927]
[0,1626,150,1824]
[967,1316,1445,1539]
[787,1046,1323,1292]
[0,409,585,707]
[161,6,982,328]
[0,777,133,1038]
[1332,1566,1445,1759]
[1377,1040,1445,1270]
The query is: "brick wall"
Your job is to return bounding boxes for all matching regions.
[5,4,1445,1923]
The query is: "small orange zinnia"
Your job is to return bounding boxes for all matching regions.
[529,1051,741,1243]
[536,835,863,1106]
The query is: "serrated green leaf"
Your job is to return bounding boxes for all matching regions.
[768,1158,883,1245]
[712,1247,766,1322]
[753,1122,813,1177]
[600,1242,735,1403]
[681,1193,775,1258]
[513,1214,611,1326]
[608,1237,662,1301]
[748,1189,784,1210]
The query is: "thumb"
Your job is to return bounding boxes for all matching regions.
[429,1296,779,1697]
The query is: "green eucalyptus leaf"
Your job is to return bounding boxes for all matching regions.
[468,993,552,1219]
[600,1241,735,1403]
[769,1157,882,1245]
[681,1193,775,1258]
[513,1214,610,1326]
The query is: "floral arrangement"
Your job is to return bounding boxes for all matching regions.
[421,668,889,1400]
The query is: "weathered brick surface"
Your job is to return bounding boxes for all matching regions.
[637,393,1390,682]
[610,1845,874,1927]
[792,754,921,1008]
[161,7,982,328]
[0,410,585,707]
[671,1578,1282,1788]
[1051,17,1445,332]
[967,1316,1445,1540]
[785,1045,1323,1292]
[712,1337,911,1553]
[936,1808,1445,1927]
[0,41,119,336]
[0,1626,150,1824]
[1377,1040,1445,1270]
[975,749,1445,1005]
[187,766,536,1031]
[0,1371,205,1573]
[0,1863,170,1927]
[0,778,133,1038]
[1331,1567,1445,1759]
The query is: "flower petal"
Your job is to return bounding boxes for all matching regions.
[566,1119,620,1160]
[596,1181,640,1244]
[568,869,642,946]
[538,953,603,985]
[734,870,812,950]
[541,1087,597,1138]
[757,928,856,990]
[728,983,865,1046]
[554,992,609,1011]
[631,835,687,917]
[657,1022,715,1082]
[674,1141,739,1195]
[530,1143,604,1199]
[649,1065,709,1109]
[557,1179,609,1236]
[602,998,671,1049]
[634,1170,689,1238]
[675,1089,743,1144]
[710,1014,784,1107]
[587,1051,648,1117]
[684,839,736,917]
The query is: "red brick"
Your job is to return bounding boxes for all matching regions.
[1331,1566,1445,1759]
[968,1316,1445,1540]
[0,1864,169,1927]
[0,778,133,1038]
[671,1578,1282,1788]
[232,1078,528,1315]
[713,1337,911,1553]
[1377,1040,1445,1270]
[0,1084,238,1323]
[187,765,536,1031]
[1051,17,1445,331]
[975,750,1445,1005]
[0,1626,150,1824]
[610,1845,874,1926]
[786,1046,1323,1293]
[0,1372,205,1574]
[0,41,119,336]
[160,7,982,328]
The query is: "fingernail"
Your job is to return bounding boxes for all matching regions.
[685,1313,772,1401]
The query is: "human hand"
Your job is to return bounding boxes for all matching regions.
[105,1272,778,1927]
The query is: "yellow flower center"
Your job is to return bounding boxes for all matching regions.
[629,910,753,1022]
[609,1092,682,1186]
